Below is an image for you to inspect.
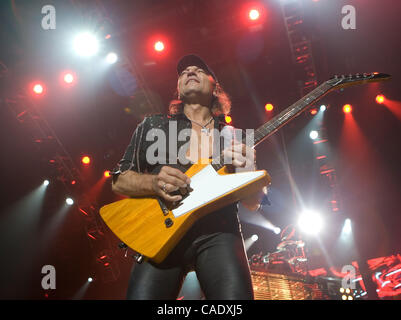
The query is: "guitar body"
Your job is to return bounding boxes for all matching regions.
[100,160,271,264]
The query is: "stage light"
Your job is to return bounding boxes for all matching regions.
[66,198,74,206]
[249,9,260,21]
[342,295,347,300]
[251,234,259,241]
[33,83,44,95]
[343,218,352,234]
[343,104,352,114]
[81,156,91,165]
[340,287,345,293]
[320,105,326,112]
[73,32,99,57]
[106,52,118,64]
[348,296,353,300]
[345,288,351,294]
[310,108,318,115]
[375,94,385,104]
[297,210,323,235]
[43,180,50,186]
[225,115,232,124]
[309,130,319,140]
[87,277,93,283]
[104,170,111,178]
[63,73,74,84]
[273,227,281,235]
[154,41,165,52]
[265,103,274,112]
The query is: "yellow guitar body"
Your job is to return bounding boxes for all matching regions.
[100,160,270,264]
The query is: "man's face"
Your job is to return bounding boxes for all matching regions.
[177,65,215,103]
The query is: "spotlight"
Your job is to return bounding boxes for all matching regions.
[106,52,118,64]
[348,296,353,300]
[297,210,323,235]
[81,156,91,165]
[375,94,385,104]
[249,9,260,21]
[340,288,345,293]
[66,198,74,206]
[251,234,259,241]
[343,104,352,114]
[309,130,319,140]
[342,295,347,300]
[310,108,318,115]
[104,170,111,178]
[225,115,232,124]
[320,105,327,112]
[273,227,281,235]
[265,103,274,112]
[43,180,50,186]
[87,277,93,283]
[63,73,74,84]
[33,83,44,95]
[342,218,352,234]
[73,32,99,57]
[154,41,165,52]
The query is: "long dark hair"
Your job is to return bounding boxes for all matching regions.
[168,81,232,116]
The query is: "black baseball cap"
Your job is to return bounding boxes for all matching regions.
[176,54,217,81]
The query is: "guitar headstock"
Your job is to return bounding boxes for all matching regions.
[326,72,391,89]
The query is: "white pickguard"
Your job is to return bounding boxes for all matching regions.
[172,165,265,218]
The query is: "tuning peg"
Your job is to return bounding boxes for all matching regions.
[334,74,338,79]
[348,74,353,78]
[355,73,360,78]
[341,74,346,79]
[363,73,367,77]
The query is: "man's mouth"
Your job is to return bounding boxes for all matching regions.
[186,78,200,84]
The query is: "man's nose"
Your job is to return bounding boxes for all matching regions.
[186,70,197,77]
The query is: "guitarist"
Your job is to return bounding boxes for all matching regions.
[111,55,266,299]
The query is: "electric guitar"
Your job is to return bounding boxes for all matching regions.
[100,72,391,263]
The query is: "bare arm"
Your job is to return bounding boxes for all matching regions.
[112,170,155,198]
[112,166,191,202]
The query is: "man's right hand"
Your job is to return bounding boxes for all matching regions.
[152,166,191,202]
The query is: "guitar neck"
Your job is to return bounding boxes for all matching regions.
[251,81,333,147]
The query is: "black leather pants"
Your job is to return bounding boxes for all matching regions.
[126,231,254,300]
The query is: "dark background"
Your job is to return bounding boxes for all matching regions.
[0,0,400,299]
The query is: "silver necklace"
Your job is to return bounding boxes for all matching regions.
[188,117,214,135]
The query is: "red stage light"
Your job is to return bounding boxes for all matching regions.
[310,108,318,115]
[249,9,260,21]
[225,115,232,124]
[343,104,352,114]
[33,83,44,95]
[81,156,91,165]
[154,41,165,52]
[104,170,111,178]
[375,94,385,104]
[63,73,74,84]
[265,103,274,112]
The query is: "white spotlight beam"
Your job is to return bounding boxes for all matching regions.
[73,32,99,57]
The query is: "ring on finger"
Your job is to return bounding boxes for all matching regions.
[162,183,168,193]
